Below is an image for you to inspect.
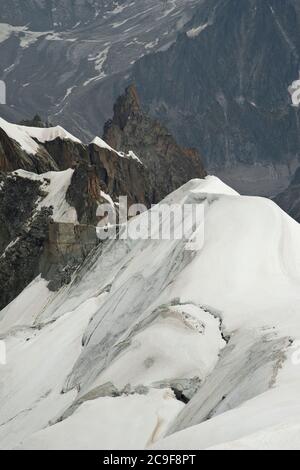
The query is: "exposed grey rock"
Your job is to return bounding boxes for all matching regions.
[274,167,300,223]
[0,126,58,173]
[131,0,300,196]
[0,0,199,140]
[66,162,102,225]
[0,168,101,307]
[89,142,153,207]
[1,86,207,208]
[42,139,90,170]
[0,172,45,252]
[152,377,202,403]
[20,114,50,128]
[47,221,100,259]
[0,206,53,310]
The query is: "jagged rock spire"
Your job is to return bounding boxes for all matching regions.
[111,84,141,130]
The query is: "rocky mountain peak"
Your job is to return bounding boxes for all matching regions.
[109,84,141,131]
[103,85,207,203]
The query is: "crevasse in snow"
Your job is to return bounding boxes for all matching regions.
[1,176,300,450]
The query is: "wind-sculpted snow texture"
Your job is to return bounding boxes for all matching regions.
[1,176,300,449]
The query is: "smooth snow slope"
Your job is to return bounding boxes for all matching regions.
[1,176,300,450]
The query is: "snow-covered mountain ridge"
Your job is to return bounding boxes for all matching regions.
[0,85,206,207]
[1,175,300,450]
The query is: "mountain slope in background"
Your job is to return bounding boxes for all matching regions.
[131,0,300,196]
[0,0,123,31]
[0,0,200,139]
[2,0,300,198]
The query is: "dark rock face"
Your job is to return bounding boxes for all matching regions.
[0,206,53,311]
[131,0,300,196]
[66,162,102,225]
[42,139,90,170]
[103,85,207,203]
[0,127,58,173]
[0,172,54,309]
[0,169,101,309]
[0,172,45,253]
[0,124,87,174]
[89,143,152,207]
[274,167,300,223]
[0,0,121,31]
[42,221,100,291]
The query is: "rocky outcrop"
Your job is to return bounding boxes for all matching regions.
[0,172,51,309]
[0,206,53,311]
[0,171,45,252]
[66,162,103,225]
[0,126,58,173]
[274,167,300,223]
[89,143,152,207]
[42,139,90,170]
[0,169,100,309]
[0,118,90,174]
[103,85,207,203]
[0,85,207,207]
[20,114,50,128]
[41,221,100,291]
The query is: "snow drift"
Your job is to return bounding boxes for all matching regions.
[1,176,300,450]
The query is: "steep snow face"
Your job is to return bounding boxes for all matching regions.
[88,304,226,392]
[0,117,81,155]
[14,169,77,223]
[1,176,300,449]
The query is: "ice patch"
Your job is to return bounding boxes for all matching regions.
[289,76,300,107]
[186,23,208,38]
